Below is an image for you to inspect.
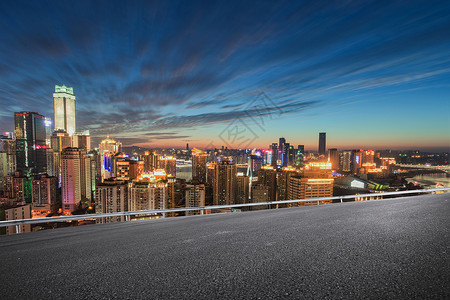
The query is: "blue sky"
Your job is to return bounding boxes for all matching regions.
[0,0,449,151]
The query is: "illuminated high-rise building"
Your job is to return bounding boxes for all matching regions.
[50,129,71,152]
[160,156,177,177]
[71,130,91,151]
[99,137,121,180]
[2,171,32,202]
[0,134,16,189]
[95,179,128,223]
[278,138,286,166]
[328,148,339,171]
[142,151,160,172]
[318,132,326,157]
[270,143,278,168]
[115,157,144,181]
[277,166,298,201]
[342,150,353,172]
[185,183,205,216]
[294,145,304,166]
[31,174,58,213]
[353,150,363,174]
[249,154,263,177]
[192,148,207,183]
[53,85,76,135]
[61,147,92,214]
[128,170,168,211]
[288,162,333,205]
[236,172,249,204]
[14,112,47,176]
[213,159,237,205]
[257,165,277,202]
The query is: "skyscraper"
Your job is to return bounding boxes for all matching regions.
[99,137,121,180]
[53,85,76,135]
[271,143,278,168]
[328,148,339,171]
[277,166,298,202]
[160,156,177,177]
[257,165,277,202]
[61,147,92,214]
[128,170,168,211]
[192,148,207,183]
[0,134,16,188]
[185,183,205,216]
[213,159,237,205]
[95,179,128,223]
[288,162,333,205]
[14,111,47,176]
[236,172,249,204]
[318,132,326,156]
[279,138,286,166]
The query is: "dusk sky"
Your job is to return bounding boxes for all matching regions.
[1,0,449,151]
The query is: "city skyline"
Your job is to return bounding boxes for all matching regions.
[1,1,449,152]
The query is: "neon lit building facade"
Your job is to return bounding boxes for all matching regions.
[53,85,76,135]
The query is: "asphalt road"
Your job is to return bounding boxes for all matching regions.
[1,193,449,299]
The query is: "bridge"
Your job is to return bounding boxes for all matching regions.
[1,191,449,299]
[395,164,450,173]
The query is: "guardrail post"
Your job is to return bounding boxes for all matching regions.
[317,200,320,206]
[340,197,343,203]
[15,225,21,234]
[125,215,130,222]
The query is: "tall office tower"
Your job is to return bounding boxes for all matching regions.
[0,134,16,175]
[128,171,168,211]
[281,142,290,166]
[353,150,363,174]
[61,147,92,214]
[99,137,121,180]
[45,148,58,177]
[88,150,101,183]
[53,85,76,135]
[318,132,326,157]
[165,175,177,217]
[294,145,304,166]
[160,156,177,177]
[249,154,263,177]
[277,166,298,202]
[0,153,8,190]
[5,205,32,235]
[142,151,160,172]
[44,117,52,146]
[257,165,277,202]
[279,138,286,166]
[192,148,207,183]
[213,159,237,205]
[342,150,353,172]
[328,148,339,171]
[14,111,47,176]
[185,183,205,216]
[31,174,58,211]
[2,171,32,202]
[95,179,128,223]
[287,145,295,166]
[271,143,278,168]
[288,162,334,205]
[50,129,71,152]
[236,172,249,204]
[71,130,91,151]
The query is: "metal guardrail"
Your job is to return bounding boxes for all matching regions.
[1,187,449,233]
